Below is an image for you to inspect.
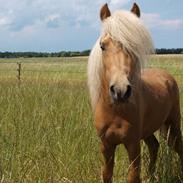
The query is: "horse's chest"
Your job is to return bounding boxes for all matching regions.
[95,118,132,144]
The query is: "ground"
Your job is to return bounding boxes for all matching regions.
[0,55,182,182]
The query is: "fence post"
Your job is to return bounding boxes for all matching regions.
[17,62,21,82]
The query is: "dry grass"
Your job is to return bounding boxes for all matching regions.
[0,55,182,183]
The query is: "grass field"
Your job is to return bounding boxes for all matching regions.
[0,55,183,183]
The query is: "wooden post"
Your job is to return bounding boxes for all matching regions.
[17,62,21,81]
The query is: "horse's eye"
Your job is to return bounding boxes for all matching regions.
[101,45,105,51]
[100,42,105,51]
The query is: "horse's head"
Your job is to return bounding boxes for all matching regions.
[99,3,142,104]
[100,33,138,104]
[88,3,154,108]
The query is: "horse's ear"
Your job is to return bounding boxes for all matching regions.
[131,3,140,18]
[100,3,111,21]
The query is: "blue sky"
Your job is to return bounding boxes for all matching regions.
[0,0,183,52]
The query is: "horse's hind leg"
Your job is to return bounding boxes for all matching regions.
[144,135,159,174]
[167,124,183,171]
[164,104,183,172]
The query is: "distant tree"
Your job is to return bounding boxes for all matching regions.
[81,50,90,56]
[156,48,183,54]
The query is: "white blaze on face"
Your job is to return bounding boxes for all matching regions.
[109,65,130,97]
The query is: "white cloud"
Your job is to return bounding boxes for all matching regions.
[109,0,130,10]
[160,19,183,27]
[0,16,12,28]
[46,14,60,22]
[0,0,182,51]
[0,0,131,32]
[0,1,182,32]
[142,13,183,29]
[44,14,61,28]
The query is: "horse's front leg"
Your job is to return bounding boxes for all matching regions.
[100,141,116,183]
[125,142,141,183]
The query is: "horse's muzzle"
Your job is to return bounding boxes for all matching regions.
[109,85,132,103]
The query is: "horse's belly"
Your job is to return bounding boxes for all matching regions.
[142,105,171,138]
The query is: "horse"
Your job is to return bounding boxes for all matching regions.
[87,3,183,183]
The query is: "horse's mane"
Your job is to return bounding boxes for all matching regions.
[88,10,154,110]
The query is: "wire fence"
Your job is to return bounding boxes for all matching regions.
[0,57,183,88]
[0,62,87,83]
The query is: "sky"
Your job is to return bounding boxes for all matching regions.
[0,0,183,52]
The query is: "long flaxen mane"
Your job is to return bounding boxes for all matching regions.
[87,10,154,110]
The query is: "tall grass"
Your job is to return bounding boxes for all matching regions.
[0,81,102,182]
[0,55,183,182]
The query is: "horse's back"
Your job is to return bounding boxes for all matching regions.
[141,68,180,138]
[141,68,179,99]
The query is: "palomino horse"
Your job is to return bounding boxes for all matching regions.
[87,3,183,183]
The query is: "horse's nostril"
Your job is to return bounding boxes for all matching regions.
[110,84,131,103]
[110,85,115,94]
[127,85,131,92]
[124,85,132,99]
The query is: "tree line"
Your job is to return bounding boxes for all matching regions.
[0,48,182,58]
[0,50,90,58]
[156,48,183,54]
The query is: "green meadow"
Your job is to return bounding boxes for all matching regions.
[0,55,183,183]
